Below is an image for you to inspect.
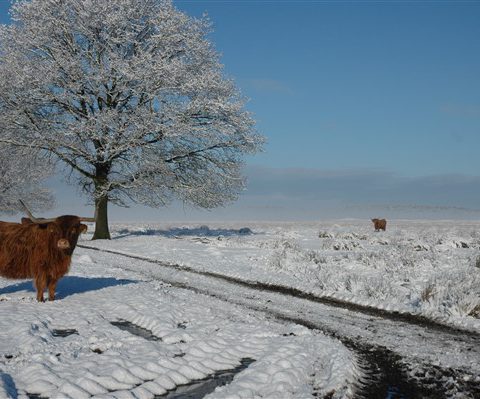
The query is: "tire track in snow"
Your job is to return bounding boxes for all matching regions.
[78,244,479,337]
[78,245,480,398]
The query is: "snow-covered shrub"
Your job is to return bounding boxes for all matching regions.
[421,283,436,303]
[417,267,480,319]
[468,304,480,318]
[329,240,363,251]
[352,232,368,240]
[307,251,328,265]
[318,231,334,239]
[413,243,430,251]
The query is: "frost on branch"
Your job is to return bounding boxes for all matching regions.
[0,0,263,237]
[0,145,54,214]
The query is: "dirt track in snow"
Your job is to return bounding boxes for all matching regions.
[79,244,480,398]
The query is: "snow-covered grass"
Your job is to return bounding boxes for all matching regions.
[86,219,480,332]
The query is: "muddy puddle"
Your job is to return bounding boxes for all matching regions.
[51,328,78,337]
[155,357,255,399]
[110,320,162,341]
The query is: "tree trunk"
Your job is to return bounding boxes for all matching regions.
[92,193,111,240]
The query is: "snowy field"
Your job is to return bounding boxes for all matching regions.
[1,219,479,398]
[87,219,480,332]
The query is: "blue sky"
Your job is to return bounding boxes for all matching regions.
[175,0,480,176]
[1,0,479,220]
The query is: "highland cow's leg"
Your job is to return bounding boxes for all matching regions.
[47,278,57,301]
[34,274,47,302]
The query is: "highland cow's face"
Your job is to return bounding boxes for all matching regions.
[55,216,87,255]
[34,216,87,255]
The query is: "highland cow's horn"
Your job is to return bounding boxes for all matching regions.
[18,200,56,224]
[79,216,96,222]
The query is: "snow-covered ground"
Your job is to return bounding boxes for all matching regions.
[1,219,479,398]
[86,219,480,332]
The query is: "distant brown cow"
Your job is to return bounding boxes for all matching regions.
[0,201,94,302]
[371,218,387,231]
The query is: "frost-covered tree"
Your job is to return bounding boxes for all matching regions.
[0,145,54,214]
[0,0,263,239]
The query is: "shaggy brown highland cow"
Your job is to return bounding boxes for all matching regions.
[371,218,387,232]
[0,201,94,301]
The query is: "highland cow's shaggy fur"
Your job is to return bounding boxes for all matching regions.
[372,218,387,232]
[0,216,87,301]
